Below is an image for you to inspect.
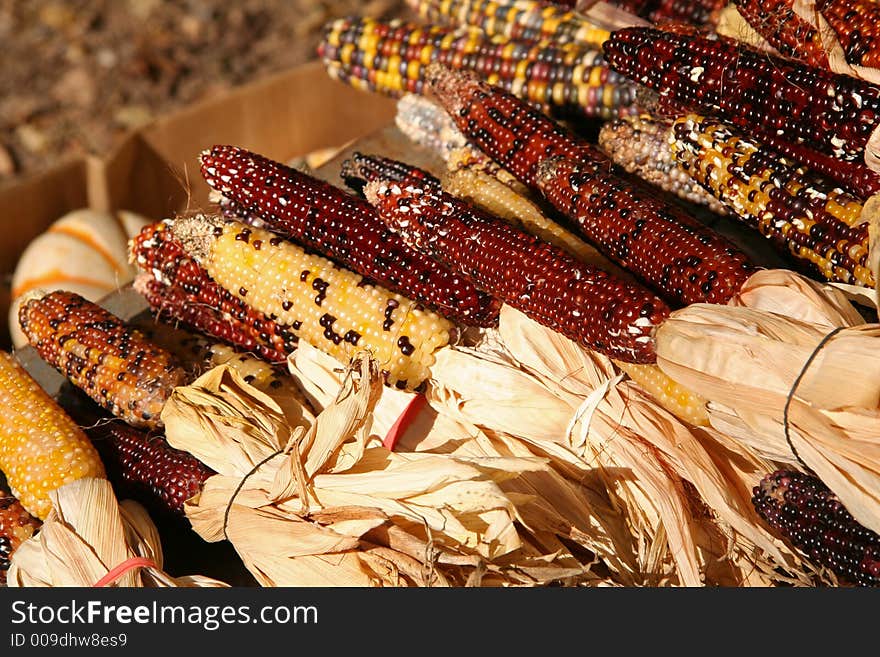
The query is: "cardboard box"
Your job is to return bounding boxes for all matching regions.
[0,61,396,349]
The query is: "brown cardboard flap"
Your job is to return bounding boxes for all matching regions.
[118,60,397,216]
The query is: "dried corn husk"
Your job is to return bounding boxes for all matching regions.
[8,478,227,588]
[162,359,599,587]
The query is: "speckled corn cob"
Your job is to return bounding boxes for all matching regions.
[753,470,880,587]
[340,152,443,197]
[818,0,880,69]
[613,360,709,426]
[598,114,727,214]
[200,145,500,328]
[319,16,641,119]
[130,221,295,364]
[733,0,829,68]
[0,352,106,519]
[19,291,187,430]
[603,27,880,170]
[88,423,214,518]
[424,64,756,305]
[362,170,670,363]
[671,114,874,287]
[170,215,454,390]
[0,491,40,583]
[408,0,611,49]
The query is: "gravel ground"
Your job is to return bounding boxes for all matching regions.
[0,0,408,185]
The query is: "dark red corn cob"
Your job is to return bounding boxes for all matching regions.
[426,64,756,306]
[606,0,726,26]
[733,0,830,68]
[0,491,40,583]
[199,145,501,328]
[340,152,442,196]
[88,423,214,518]
[130,221,295,364]
[603,27,880,171]
[753,470,880,587]
[362,169,670,363]
[818,0,880,69]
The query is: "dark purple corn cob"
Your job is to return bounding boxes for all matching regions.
[362,169,670,363]
[130,221,295,364]
[603,27,880,171]
[89,423,214,518]
[199,145,501,328]
[425,63,756,306]
[753,470,880,587]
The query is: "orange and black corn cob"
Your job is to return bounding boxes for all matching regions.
[733,0,829,68]
[603,27,880,170]
[19,291,187,430]
[818,0,880,69]
[361,163,671,364]
[407,0,611,49]
[88,423,214,518]
[130,221,295,364]
[0,491,40,583]
[753,470,880,587]
[671,114,874,287]
[199,145,501,328]
[426,64,756,306]
[319,17,642,119]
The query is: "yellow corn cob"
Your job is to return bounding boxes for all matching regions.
[19,291,188,430]
[613,360,710,427]
[0,352,106,519]
[598,115,727,215]
[671,114,874,288]
[170,215,455,391]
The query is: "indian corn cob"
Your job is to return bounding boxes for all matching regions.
[613,360,709,425]
[361,167,671,363]
[407,0,611,49]
[753,470,880,587]
[170,214,455,390]
[319,16,641,119]
[0,491,40,583]
[597,114,727,214]
[732,0,829,68]
[604,0,726,26]
[425,64,756,305]
[199,145,500,328]
[671,114,874,287]
[0,351,106,519]
[603,27,880,171]
[87,423,214,518]
[395,94,472,162]
[341,152,443,197]
[19,291,188,430]
[818,0,880,70]
[130,221,295,364]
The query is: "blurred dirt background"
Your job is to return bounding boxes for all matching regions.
[0,0,408,186]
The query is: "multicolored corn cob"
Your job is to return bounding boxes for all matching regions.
[733,0,829,68]
[613,360,709,425]
[603,27,880,171]
[753,470,880,587]
[319,16,641,119]
[0,351,106,519]
[424,64,756,305]
[361,167,671,363]
[19,291,187,430]
[200,145,500,328]
[818,0,880,69]
[598,114,727,214]
[0,491,41,583]
[605,0,726,26]
[407,0,611,49]
[671,114,874,287]
[87,423,213,518]
[130,221,295,364]
[170,214,455,390]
